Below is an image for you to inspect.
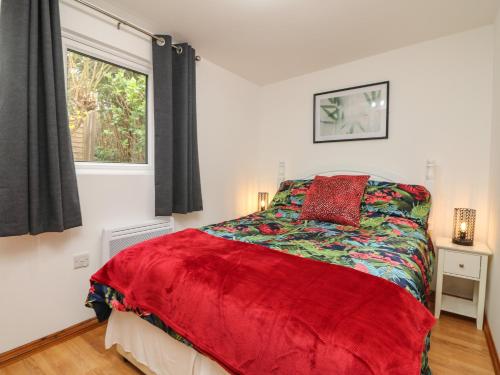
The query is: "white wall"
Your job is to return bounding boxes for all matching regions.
[256,27,494,243]
[0,2,259,353]
[487,8,500,358]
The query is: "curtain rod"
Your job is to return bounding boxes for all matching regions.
[72,0,186,56]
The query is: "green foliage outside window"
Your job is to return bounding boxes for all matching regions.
[67,50,147,164]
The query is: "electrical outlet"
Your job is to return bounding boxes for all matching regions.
[74,253,89,269]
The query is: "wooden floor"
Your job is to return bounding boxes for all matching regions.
[429,314,495,374]
[0,313,495,374]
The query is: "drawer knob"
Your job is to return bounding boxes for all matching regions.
[459,264,465,268]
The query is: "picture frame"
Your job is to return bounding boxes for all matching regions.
[313,81,390,143]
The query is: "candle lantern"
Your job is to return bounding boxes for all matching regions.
[258,192,269,212]
[452,208,476,246]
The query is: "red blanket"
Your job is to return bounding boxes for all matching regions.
[91,229,435,375]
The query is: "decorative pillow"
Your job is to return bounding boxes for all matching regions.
[362,181,431,227]
[270,179,313,208]
[299,175,370,226]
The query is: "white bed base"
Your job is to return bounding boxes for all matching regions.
[108,162,437,375]
[117,345,156,375]
[107,310,228,375]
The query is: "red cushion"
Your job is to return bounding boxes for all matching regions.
[299,175,370,226]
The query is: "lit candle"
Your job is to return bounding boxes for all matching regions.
[459,222,467,239]
[258,192,269,212]
[452,208,475,246]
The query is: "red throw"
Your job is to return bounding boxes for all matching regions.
[91,229,435,375]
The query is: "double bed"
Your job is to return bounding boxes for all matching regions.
[86,171,436,375]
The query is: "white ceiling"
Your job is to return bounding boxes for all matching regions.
[90,0,499,85]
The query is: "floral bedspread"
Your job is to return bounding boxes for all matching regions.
[86,180,434,374]
[203,208,433,305]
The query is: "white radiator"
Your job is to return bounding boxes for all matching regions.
[101,218,174,264]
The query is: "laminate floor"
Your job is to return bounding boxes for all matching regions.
[1,313,495,374]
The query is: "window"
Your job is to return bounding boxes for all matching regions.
[66,49,148,164]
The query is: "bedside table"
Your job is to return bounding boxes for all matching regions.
[434,237,492,329]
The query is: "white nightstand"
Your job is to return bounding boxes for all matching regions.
[434,237,492,329]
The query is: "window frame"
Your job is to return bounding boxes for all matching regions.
[62,34,154,174]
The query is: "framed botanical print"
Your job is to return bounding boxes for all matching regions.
[313,81,389,143]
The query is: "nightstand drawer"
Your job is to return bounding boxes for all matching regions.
[443,250,481,279]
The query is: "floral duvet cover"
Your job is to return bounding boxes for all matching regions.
[86,180,434,374]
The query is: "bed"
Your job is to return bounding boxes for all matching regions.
[86,170,436,375]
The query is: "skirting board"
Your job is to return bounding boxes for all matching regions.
[0,318,104,368]
[485,316,500,375]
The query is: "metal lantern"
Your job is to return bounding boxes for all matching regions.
[258,192,269,212]
[452,208,476,246]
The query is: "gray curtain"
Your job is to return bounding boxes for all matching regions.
[0,0,82,236]
[153,37,202,216]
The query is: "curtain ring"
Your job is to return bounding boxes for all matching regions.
[175,45,183,55]
[156,37,166,46]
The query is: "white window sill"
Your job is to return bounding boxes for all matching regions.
[75,163,154,176]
